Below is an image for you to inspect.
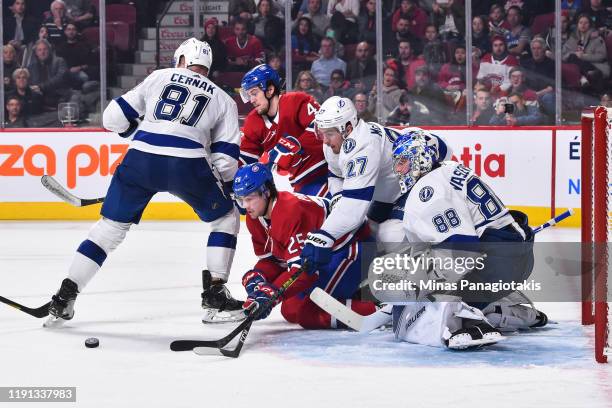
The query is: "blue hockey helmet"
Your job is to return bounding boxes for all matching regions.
[233,163,274,198]
[392,131,435,194]
[240,64,281,102]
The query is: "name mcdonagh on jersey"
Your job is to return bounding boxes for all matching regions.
[372,279,542,293]
[170,73,216,94]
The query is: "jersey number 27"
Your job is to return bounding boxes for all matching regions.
[154,84,210,127]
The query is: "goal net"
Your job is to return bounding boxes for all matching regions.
[581,106,612,363]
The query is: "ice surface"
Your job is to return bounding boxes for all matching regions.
[1,222,611,408]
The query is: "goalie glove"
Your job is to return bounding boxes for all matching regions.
[261,136,303,170]
[243,283,279,320]
[299,230,335,275]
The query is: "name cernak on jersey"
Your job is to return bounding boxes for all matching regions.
[170,73,216,94]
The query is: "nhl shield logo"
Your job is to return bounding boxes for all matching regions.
[419,186,434,202]
[342,138,356,154]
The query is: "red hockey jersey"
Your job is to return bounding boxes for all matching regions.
[240,92,327,192]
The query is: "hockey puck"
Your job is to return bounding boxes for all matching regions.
[85,337,99,348]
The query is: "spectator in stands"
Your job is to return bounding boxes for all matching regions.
[3,45,19,91]
[353,92,376,121]
[357,0,376,45]
[311,36,346,88]
[324,69,352,98]
[600,92,612,107]
[326,0,360,44]
[490,92,544,125]
[229,0,256,24]
[387,39,426,90]
[224,18,265,72]
[201,18,227,80]
[346,41,376,92]
[431,0,465,43]
[383,15,420,57]
[386,91,412,126]
[438,44,467,91]
[505,67,538,105]
[3,0,38,52]
[27,39,69,109]
[43,0,69,45]
[26,0,54,27]
[291,17,320,71]
[8,67,43,116]
[294,70,324,102]
[562,13,609,91]
[391,0,428,39]
[580,0,612,32]
[408,65,446,124]
[252,0,284,53]
[477,35,519,96]
[488,4,510,37]
[64,0,95,29]
[505,6,531,57]
[521,37,555,116]
[4,95,27,128]
[563,0,582,21]
[302,0,330,38]
[421,24,446,79]
[369,66,403,120]
[266,52,285,79]
[471,89,495,125]
[55,23,96,90]
[472,15,491,56]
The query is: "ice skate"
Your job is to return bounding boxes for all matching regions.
[201,270,246,323]
[44,278,79,328]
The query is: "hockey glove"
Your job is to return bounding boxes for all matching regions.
[262,136,303,170]
[243,283,279,320]
[242,270,267,297]
[223,180,246,215]
[119,117,142,139]
[300,230,335,274]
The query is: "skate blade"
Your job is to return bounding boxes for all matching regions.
[447,333,505,350]
[201,308,246,324]
[43,315,69,328]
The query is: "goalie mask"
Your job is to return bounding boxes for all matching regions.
[392,131,435,194]
[173,38,213,70]
[314,96,358,140]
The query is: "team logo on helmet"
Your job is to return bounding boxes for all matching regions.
[342,138,356,154]
[419,186,434,202]
[337,99,345,108]
[235,177,242,183]
[252,165,260,172]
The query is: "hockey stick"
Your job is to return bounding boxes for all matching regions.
[0,296,51,318]
[41,175,105,207]
[314,209,577,333]
[170,262,308,355]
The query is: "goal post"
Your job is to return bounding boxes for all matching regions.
[581,106,611,364]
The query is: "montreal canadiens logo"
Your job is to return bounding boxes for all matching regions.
[337,99,345,108]
[343,138,356,154]
[419,186,434,202]
[252,165,260,172]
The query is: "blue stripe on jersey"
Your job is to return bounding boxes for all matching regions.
[343,186,375,201]
[440,234,479,243]
[76,239,107,266]
[115,97,139,120]
[239,153,258,164]
[328,170,342,179]
[211,141,240,160]
[133,130,204,149]
[207,232,237,249]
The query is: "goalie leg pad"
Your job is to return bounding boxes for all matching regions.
[206,207,240,282]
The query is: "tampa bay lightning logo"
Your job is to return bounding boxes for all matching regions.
[419,186,434,202]
[337,99,345,108]
[342,138,356,154]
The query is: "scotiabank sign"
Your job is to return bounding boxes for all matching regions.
[0,129,556,209]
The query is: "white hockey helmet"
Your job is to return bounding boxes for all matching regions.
[173,38,213,70]
[314,96,359,139]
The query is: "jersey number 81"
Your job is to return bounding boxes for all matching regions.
[154,84,210,127]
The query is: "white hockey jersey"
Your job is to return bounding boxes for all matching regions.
[403,161,517,244]
[102,67,240,182]
[321,122,451,239]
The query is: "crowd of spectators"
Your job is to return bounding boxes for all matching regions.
[3,0,101,126]
[216,0,612,126]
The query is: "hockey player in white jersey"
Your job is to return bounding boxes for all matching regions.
[45,38,244,326]
[299,96,450,269]
[386,132,548,348]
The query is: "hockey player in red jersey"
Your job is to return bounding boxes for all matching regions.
[239,64,329,197]
[233,163,376,328]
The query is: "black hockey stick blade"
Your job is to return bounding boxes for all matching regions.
[193,321,253,358]
[0,296,51,318]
